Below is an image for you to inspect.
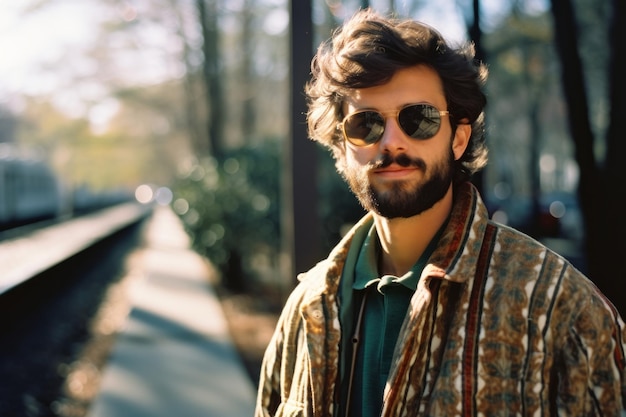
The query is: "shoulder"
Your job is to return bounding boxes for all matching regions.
[485,219,572,277]
[491,222,623,332]
[477,220,610,315]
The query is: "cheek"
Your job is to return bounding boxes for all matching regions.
[346,145,375,166]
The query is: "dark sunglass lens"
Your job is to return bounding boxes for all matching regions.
[344,111,385,145]
[398,105,441,139]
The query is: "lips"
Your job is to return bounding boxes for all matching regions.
[373,164,418,177]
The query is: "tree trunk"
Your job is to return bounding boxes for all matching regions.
[468,0,486,196]
[601,0,626,314]
[241,0,256,141]
[164,0,206,155]
[196,0,223,158]
[550,0,605,282]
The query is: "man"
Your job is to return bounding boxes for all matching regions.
[256,9,626,417]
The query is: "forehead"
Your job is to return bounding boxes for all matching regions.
[343,65,446,112]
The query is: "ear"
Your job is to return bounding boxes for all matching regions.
[452,122,471,161]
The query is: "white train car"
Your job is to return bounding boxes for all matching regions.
[0,146,61,229]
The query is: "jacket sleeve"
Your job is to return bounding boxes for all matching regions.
[255,314,286,416]
[255,281,308,417]
[556,285,626,415]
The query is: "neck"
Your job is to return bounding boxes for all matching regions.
[373,185,453,277]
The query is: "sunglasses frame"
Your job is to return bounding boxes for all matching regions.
[337,103,450,147]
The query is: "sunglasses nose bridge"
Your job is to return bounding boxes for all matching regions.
[377,111,412,148]
[378,109,400,120]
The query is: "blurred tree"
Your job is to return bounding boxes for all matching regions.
[196,0,224,158]
[491,6,556,238]
[169,0,209,156]
[550,0,598,271]
[604,0,626,299]
[4,0,207,191]
[464,0,486,196]
[174,144,281,291]
[240,0,256,140]
[152,0,291,286]
[110,82,195,186]
[551,0,625,311]
[481,8,585,277]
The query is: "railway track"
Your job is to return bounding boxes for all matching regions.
[0,202,152,417]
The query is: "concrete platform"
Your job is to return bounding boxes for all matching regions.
[0,202,151,295]
[86,206,256,417]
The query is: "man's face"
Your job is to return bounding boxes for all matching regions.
[340,65,467,219]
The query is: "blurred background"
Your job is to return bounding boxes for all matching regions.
[0,0,623,312]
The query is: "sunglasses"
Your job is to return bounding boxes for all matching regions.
[338,103,450,147]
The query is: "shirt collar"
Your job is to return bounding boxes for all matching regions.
[352,221,447,293]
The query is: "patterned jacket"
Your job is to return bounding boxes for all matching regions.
[255,182,626,416]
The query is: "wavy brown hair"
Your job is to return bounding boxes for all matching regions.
[306,9,489,183]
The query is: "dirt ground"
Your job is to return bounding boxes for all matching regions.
[214,288,281,385]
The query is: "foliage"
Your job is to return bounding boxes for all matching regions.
[171,142,281,291]
[171,137,366,290]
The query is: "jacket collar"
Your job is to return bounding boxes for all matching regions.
[427,181,489,283]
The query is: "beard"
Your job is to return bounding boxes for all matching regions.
[343,150,455,219]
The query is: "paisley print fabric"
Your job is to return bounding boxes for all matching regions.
[255,182,626,417]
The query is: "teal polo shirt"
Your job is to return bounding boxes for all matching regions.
[338,222,443,417]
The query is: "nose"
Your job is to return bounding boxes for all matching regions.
[378,118,409,153]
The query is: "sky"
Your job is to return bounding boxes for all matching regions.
[0,0,189,129]
[0,2,103,97]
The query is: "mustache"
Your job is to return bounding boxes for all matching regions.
[372,153,426,170]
